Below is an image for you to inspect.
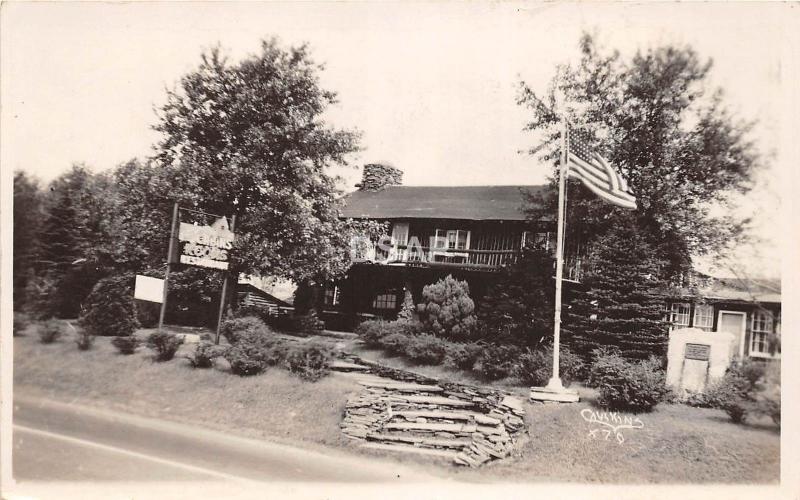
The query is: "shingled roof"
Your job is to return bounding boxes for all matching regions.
[339,185,548,221]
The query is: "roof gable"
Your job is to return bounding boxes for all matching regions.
[339,185,548,221]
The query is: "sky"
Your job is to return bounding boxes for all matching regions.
[2,1,795,278]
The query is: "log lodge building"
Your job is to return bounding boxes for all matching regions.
[310,164,781,360]
[317,163,567,330]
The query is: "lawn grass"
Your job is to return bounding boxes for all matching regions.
[13,327,360,454]
[13,322,781,483]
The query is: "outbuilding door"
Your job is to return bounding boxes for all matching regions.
[717,310,747,358]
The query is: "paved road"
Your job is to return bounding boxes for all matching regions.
[12,395,436,484]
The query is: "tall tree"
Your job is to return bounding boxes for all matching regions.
[37,164,113,317]
[518,33,759,277]
[478,245,556,346]
[152,39,374,283]
[13,171,44,306]
[563,218,671,361]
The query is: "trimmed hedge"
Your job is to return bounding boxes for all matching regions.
[188,341,228,368]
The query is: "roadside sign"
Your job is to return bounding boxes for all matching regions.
[134,275,165,303]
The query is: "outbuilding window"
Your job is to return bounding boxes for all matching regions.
[693,304,714,331]
[750,310,773,356]
[669,303,691,328]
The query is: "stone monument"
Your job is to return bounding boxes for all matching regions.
[665,327,735,398]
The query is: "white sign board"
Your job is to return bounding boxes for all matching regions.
[134,275,165,303]
[176,217,234,270]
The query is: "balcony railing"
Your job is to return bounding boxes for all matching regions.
[366,244,518,269]
[355,243,585,279]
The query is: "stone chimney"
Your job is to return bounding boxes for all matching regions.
[356,163,403,191]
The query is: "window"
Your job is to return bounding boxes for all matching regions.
[391,223,409,245]
[433,229,470,250]
[324,285,340,307]
[669,303,691,328]
[372,292,397,310]
[693,304,714,331]
[750,310,773,356]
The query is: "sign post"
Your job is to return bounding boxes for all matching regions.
[157,203,179,333]
[214,214,236,345]
[158,204,237,338]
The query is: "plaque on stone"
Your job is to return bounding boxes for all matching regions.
[684,343,710,361]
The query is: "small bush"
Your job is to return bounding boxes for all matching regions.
[416,275,478,340]
[706,358,775,424]
[285,342,332,381]
[111,336,139,355]
[79,275,140,337]
[189,342,228,368]
[38,319,63,344]
[379,332,412,357]
[147,332,184,362]
[589,354,668,412]
[514,345,585,387]
[445,342,483,371]
[356,319,419,347]
[224,327,287,376]
[405,333,449,365]
[75,329,95,351]
[293,310,325,335]
[220,316,268,345]
[477,344,523,380]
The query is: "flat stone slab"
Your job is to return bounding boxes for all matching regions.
[329,360,371,372]
[530,386,580,403]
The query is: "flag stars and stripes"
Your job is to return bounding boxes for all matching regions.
[566,128,637,210]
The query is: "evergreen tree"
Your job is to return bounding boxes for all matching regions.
[37,165,112,317]
[478,245,555,346]
[13,171,44,306]
[563,218,670,362]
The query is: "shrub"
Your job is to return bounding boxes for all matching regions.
[293,310,325,335]
[589,354,668,412]
[705,358,773,424]
[416,275,478,340]
[79,275,140,337]
[514,345,585,387]
[379,332,412,357]
[285,342,332,381]
[477,344,523,380]
[356,319,419,347]
[220,316,268,345]
[188,341,228,368]
[135,300,160,328]
[445,342,483,371]
[224,327,287,376]
[147,332,184,362]
[405,333,449,365]
[111,336,139,355]
[38,319,63,344]
[75,329,95,351]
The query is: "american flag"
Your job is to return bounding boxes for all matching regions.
[566,127,637,210]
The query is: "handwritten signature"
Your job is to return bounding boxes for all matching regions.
[580,409,644,444]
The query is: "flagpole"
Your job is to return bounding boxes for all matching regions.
[547,116,569,391]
